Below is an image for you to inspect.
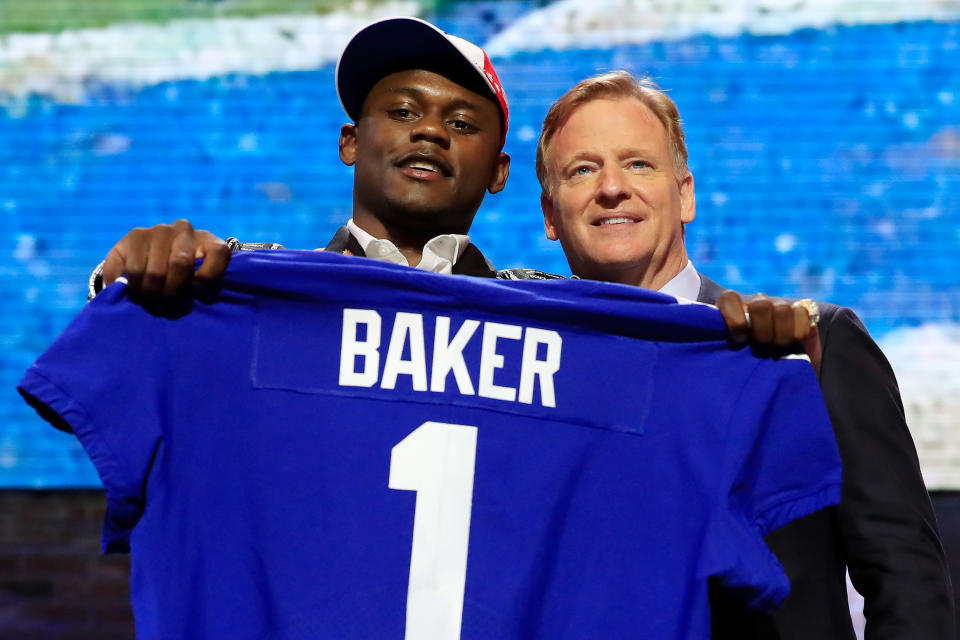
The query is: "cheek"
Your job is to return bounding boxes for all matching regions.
[554,208,582,238]
[357,123,394,155]
[557,190,589,223]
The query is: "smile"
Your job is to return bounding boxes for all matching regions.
[408,161,440,173]
[595,216,639,226]
[397,152,453,179]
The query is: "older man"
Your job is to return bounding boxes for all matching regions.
[536,69,954,639]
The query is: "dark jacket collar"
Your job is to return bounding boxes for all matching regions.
[696,272,727,304]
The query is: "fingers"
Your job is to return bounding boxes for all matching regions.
[160,229,199,297]
[746,294,775,344]
[772,302,796,346]
[100,220,226,298]
[105,227,151,291]
[716,290,750,343]
[101,239,133,288]
[744,294,816,347]
[139,220,192,296]
[792,304,812,342]
[721,291,821,373]
[192,231,231,283]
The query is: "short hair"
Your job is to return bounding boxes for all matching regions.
[536,71,689,194]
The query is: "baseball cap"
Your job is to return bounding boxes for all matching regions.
[335,17,509,146]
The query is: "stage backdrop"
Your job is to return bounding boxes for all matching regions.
[2,0,958,490]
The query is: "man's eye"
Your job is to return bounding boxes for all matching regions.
[450,119,477,133]
[629,160,650,170]
[574,166,593,176]
[391,108,414,119]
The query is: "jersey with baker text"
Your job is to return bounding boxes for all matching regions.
[19,250,841,640]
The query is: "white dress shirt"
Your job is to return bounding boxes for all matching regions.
[346,219,470,275]
[658,260,702,302]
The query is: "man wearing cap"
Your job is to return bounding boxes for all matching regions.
[90,17,513,297]
[534,69,954,639]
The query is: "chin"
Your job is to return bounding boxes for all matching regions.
[388,199,466,233]
[574,253,647,283]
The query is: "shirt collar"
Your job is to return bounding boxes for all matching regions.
[345,219,472,274]
[658,260,701,301]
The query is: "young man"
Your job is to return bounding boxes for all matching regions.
[536,69,954,639]
[91,17,511,299]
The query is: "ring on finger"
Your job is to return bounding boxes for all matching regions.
[792,298,820,328]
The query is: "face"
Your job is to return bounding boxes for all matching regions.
[339,69,510,240]
[541,98,695,290]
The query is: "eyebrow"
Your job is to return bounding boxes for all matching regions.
[561,147,653,165]
[384,87,426,101]
[562,150,602,165]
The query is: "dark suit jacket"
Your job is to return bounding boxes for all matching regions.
[699,274,955,640]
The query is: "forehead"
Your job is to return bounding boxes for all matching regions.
[362,69,499,116]
[550,98,668,160]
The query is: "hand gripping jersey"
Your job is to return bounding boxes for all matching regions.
[19,250,841,640]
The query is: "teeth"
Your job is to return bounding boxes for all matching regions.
[409,162,438,172]
[599,217,634,225]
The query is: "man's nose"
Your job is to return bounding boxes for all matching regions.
[411,113,450,148]
[596,165,630,204]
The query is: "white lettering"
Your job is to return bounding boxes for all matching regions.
[381,312,428,391]
[518,328,562,408]
[430,317,479,395]
[338,308,562,408]
[339,308,382,387]
[478,322,522,402]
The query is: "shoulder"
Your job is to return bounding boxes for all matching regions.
[808,302,871,353]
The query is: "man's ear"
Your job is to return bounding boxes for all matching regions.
[486,152,511,194]
[541,191,560,241]
[339,123,357,166]
[679,172,696,224]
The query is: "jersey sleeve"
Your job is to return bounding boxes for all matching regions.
[17,284,168,552]
[714,356,843,610]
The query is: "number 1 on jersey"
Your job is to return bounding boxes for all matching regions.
[389,422,478,640]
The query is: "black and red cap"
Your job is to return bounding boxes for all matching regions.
[335,17,509,147]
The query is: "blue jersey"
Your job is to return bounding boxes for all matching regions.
[19,250,840,640]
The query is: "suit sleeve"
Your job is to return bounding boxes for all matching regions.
[820,306,955,639]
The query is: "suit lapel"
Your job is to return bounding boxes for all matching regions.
[452,243,497,278]
[696,273,727,305]
[323,226,365,257]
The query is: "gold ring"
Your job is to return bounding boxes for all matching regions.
[792,298,820,327]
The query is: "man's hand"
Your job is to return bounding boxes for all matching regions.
[716,290,822,374]
[101,220,231,297]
